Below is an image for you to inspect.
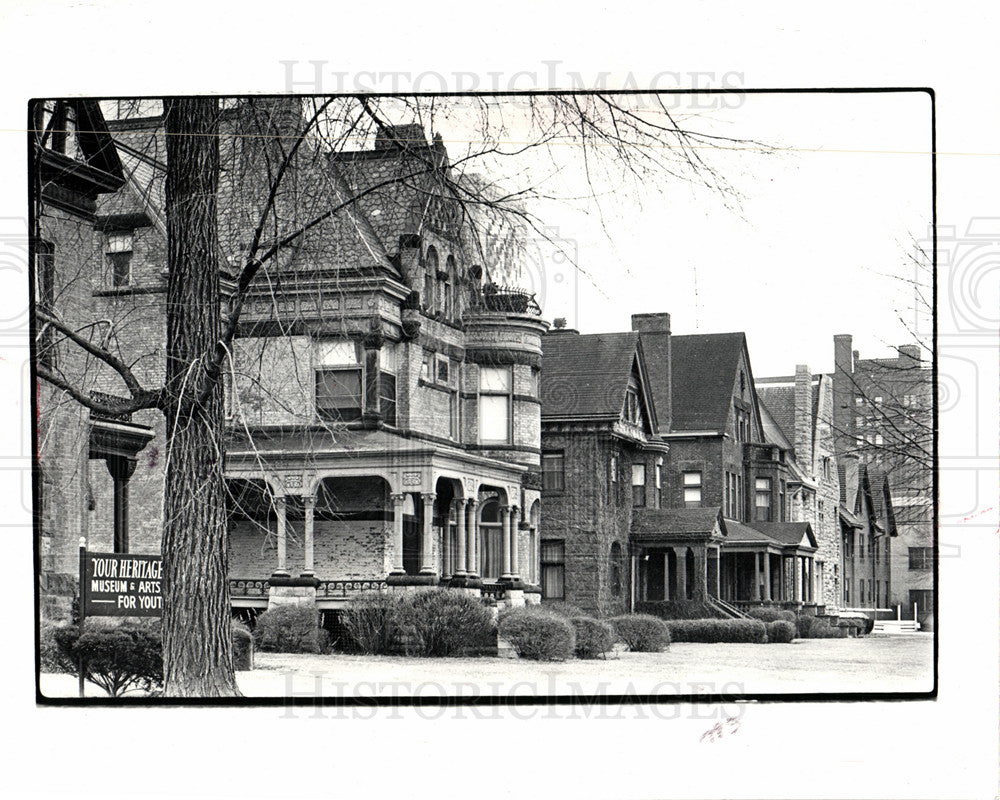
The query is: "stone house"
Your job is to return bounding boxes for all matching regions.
[35,99,549,619]
[756,367,844,607]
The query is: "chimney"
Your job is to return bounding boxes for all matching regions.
[794,364,814,469]
[898,344,921,367]
[631,312,671,433]
[832,334,855,459]
[841,454,860,509]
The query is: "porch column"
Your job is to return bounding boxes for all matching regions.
[509,505,520,578]
[793,556,802,602]
[663,550,670,600]
[780,556,787,601]
[751,553,761,601]
[390,493,406,574]
[674,547,687,601]
[302,495,315,577]
[273,496,288,577]
[454,499,467,577]
[466,500,479,577]
[420,493,437,575]
[713,547,721,597]
[441,507,452,580]
[500,505,512,579]
[762,553,772,602]
[106,456,136,554]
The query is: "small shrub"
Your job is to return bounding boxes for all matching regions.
[343,592,405,655]
[766,620,795,643]
[231,619,254,670]
[608,614,671,652]
[746,607,796,624]
[253,604,322,654]
[664,618,767,644]
[39,621,76,674]
[570,616,615,659]
[54,620,163,697]
[498,607,575,661]
[399,590,496,657]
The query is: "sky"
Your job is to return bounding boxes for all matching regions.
[436,91,934,378]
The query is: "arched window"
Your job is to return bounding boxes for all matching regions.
[424,246,438,313]
[443,254,457,319]
[610,542,624,596]
[478,497,503,579]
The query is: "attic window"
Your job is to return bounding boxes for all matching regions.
[106,232,134,287]
[624,388,641,425]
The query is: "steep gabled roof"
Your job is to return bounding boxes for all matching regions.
[756,384,796,445]
[668,332,748,433]
[541,331,642,421]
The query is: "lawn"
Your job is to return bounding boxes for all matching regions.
[237,633,933,699]
[38,633,933,699]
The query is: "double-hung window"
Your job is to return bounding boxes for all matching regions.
[542,451,565,492]
[478,365,511,444]
[316,340,362,421]
[683,471,702,507]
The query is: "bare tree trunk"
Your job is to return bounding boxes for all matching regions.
[162,98,238,697]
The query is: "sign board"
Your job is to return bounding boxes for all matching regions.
[82,551,163,617]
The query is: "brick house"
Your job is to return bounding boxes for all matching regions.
[35,99,549,618]
[837,458,896,610]
[832,334,933,626]
[540,312,829,616]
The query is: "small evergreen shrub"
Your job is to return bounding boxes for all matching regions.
[766,620,795,643]
[498,607,575,661]
[54,620,163,697]
[608,614,671,652]
[253,604,322,654]
[746,607,796,624]
[570,616,615,659]
[399,590,496,657]
[664,618,767,643]
[343,592,405,655]
[231,619,254,670]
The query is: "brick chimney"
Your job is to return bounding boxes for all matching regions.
[631,312,671,433]
[794,364,814,469]
[832,334,855,459]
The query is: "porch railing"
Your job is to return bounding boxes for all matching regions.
[228,578,388,599]
[317,579,387,598]
[229,578,269,598]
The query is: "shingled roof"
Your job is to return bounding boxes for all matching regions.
[631,507,726,541]
[540,331,642,421]
[666,333,747,433]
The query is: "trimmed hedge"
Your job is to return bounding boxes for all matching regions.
[766,620,795,643]
[498,607,575,661]
[570,616,615,659]
[608,614,671,652]
[664,618,767,644]
[399,590,496,657]
[254,604,323,654]
[54,620,163,696]
[538,602,587,619]
[636,600,725,620]
[746,607,796,624]
[796,615,847,639]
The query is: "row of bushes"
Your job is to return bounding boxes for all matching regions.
[497,606,673,661]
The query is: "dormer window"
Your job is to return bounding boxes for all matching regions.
[106,232,134,287]
[624,387,641,425]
